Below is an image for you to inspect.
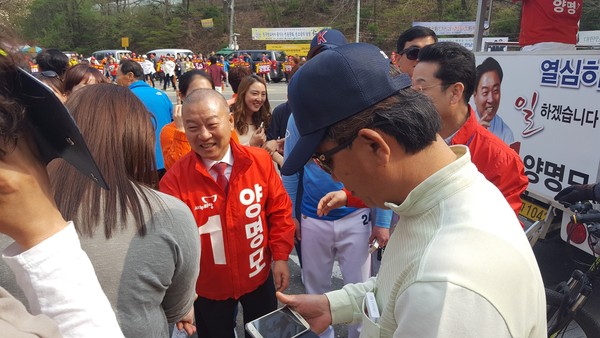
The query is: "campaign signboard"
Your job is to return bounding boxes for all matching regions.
[252,27,328,41]
[473,51,600,204]
[266,44,310,57]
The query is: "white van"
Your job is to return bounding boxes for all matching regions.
[91,49,132,62]
[146,49,194,59]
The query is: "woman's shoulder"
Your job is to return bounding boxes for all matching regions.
[137,186,196,229]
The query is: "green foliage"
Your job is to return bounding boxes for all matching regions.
[13,0,600,55]
[581,0,600,31]
[488,2,520,41]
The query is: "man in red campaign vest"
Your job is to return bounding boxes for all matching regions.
[160,89,295,338]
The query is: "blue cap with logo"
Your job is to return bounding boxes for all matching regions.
[281,43,412,175]
[307,29,348,59]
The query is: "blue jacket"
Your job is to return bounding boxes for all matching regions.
[129,81,173,170]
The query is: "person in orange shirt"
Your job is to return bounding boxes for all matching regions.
[160,70,239,170]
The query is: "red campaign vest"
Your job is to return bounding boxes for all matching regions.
[516,0,582,46]
[450,106,528,221]
[159,142,295,300]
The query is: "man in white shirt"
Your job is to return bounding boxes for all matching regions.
[279,43,546,338]
[140,54,156,88]
[161,55,177,91]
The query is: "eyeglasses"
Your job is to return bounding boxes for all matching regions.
[312,134,358,175]
[412,83,443,92]
[312,121,387,175]
[397,46,420,61]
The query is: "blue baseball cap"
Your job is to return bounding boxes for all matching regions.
[281,43,412,175]
[307,29,348,59]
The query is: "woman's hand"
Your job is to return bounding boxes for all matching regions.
[249,126,266,147]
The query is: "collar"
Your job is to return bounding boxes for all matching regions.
[449,105,478,146]
[384,145,474,216]
[201,145,233,170]
[129,80,148,89]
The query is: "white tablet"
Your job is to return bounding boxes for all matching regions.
[245,306,311,338]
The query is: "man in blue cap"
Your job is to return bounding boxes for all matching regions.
[282,29,393,338]
[278,43,546,337]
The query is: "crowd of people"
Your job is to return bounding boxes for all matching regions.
[0,2,589,337]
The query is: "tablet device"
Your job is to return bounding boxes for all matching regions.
[245,306,310,338]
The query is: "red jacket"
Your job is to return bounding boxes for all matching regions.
[451,107,528,220]
[159,141,295,300]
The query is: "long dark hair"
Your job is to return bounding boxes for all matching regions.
[231,74,271,135]
[49,83,158,238]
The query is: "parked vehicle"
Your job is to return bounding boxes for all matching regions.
[146,48,194,60]
[224,49,287,83]
[91,49,132,62]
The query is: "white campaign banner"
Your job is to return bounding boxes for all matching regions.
[251,27,328,41]
[578,30,600,46]
[473,51,600,201]
[413,21,488,36]
[440,37,509,51]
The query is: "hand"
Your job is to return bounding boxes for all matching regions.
[369,226,390,248]
[272,260,290,292]
[276,138,285,155]
[478,113,491,128]
[276,292,332,335]
[175,305,196,336]
[554,183,599,206]
[293,218,301,241]
[317,190,348,217]
[173,104,184,131]
[0,137,67,249]
[249,127,266,147]
[263,139,278,155]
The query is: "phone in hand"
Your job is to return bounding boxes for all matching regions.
[245,306,310,338]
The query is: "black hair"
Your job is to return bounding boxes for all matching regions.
[179,70,214,96]
[209,55,217,64]
[35,49,69,77]
[417,42,475,105]
[396,26,438,52]
[475,57,503,89]
[119,59,144,80]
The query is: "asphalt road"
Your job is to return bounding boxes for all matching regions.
[164,81,598,338]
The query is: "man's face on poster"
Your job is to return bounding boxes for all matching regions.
[473,70,501,122]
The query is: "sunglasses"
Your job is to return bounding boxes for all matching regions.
[36,70,62,82]
[398,46,420,61]
[312,121,387,175]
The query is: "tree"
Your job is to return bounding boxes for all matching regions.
[0,0,33,29]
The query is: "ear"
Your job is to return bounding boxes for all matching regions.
[449,82,465,105]
[227,112,235,130]
[356,128,391,166]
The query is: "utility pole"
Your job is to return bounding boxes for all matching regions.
[355,0,361,42]
[228,0,235,49]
